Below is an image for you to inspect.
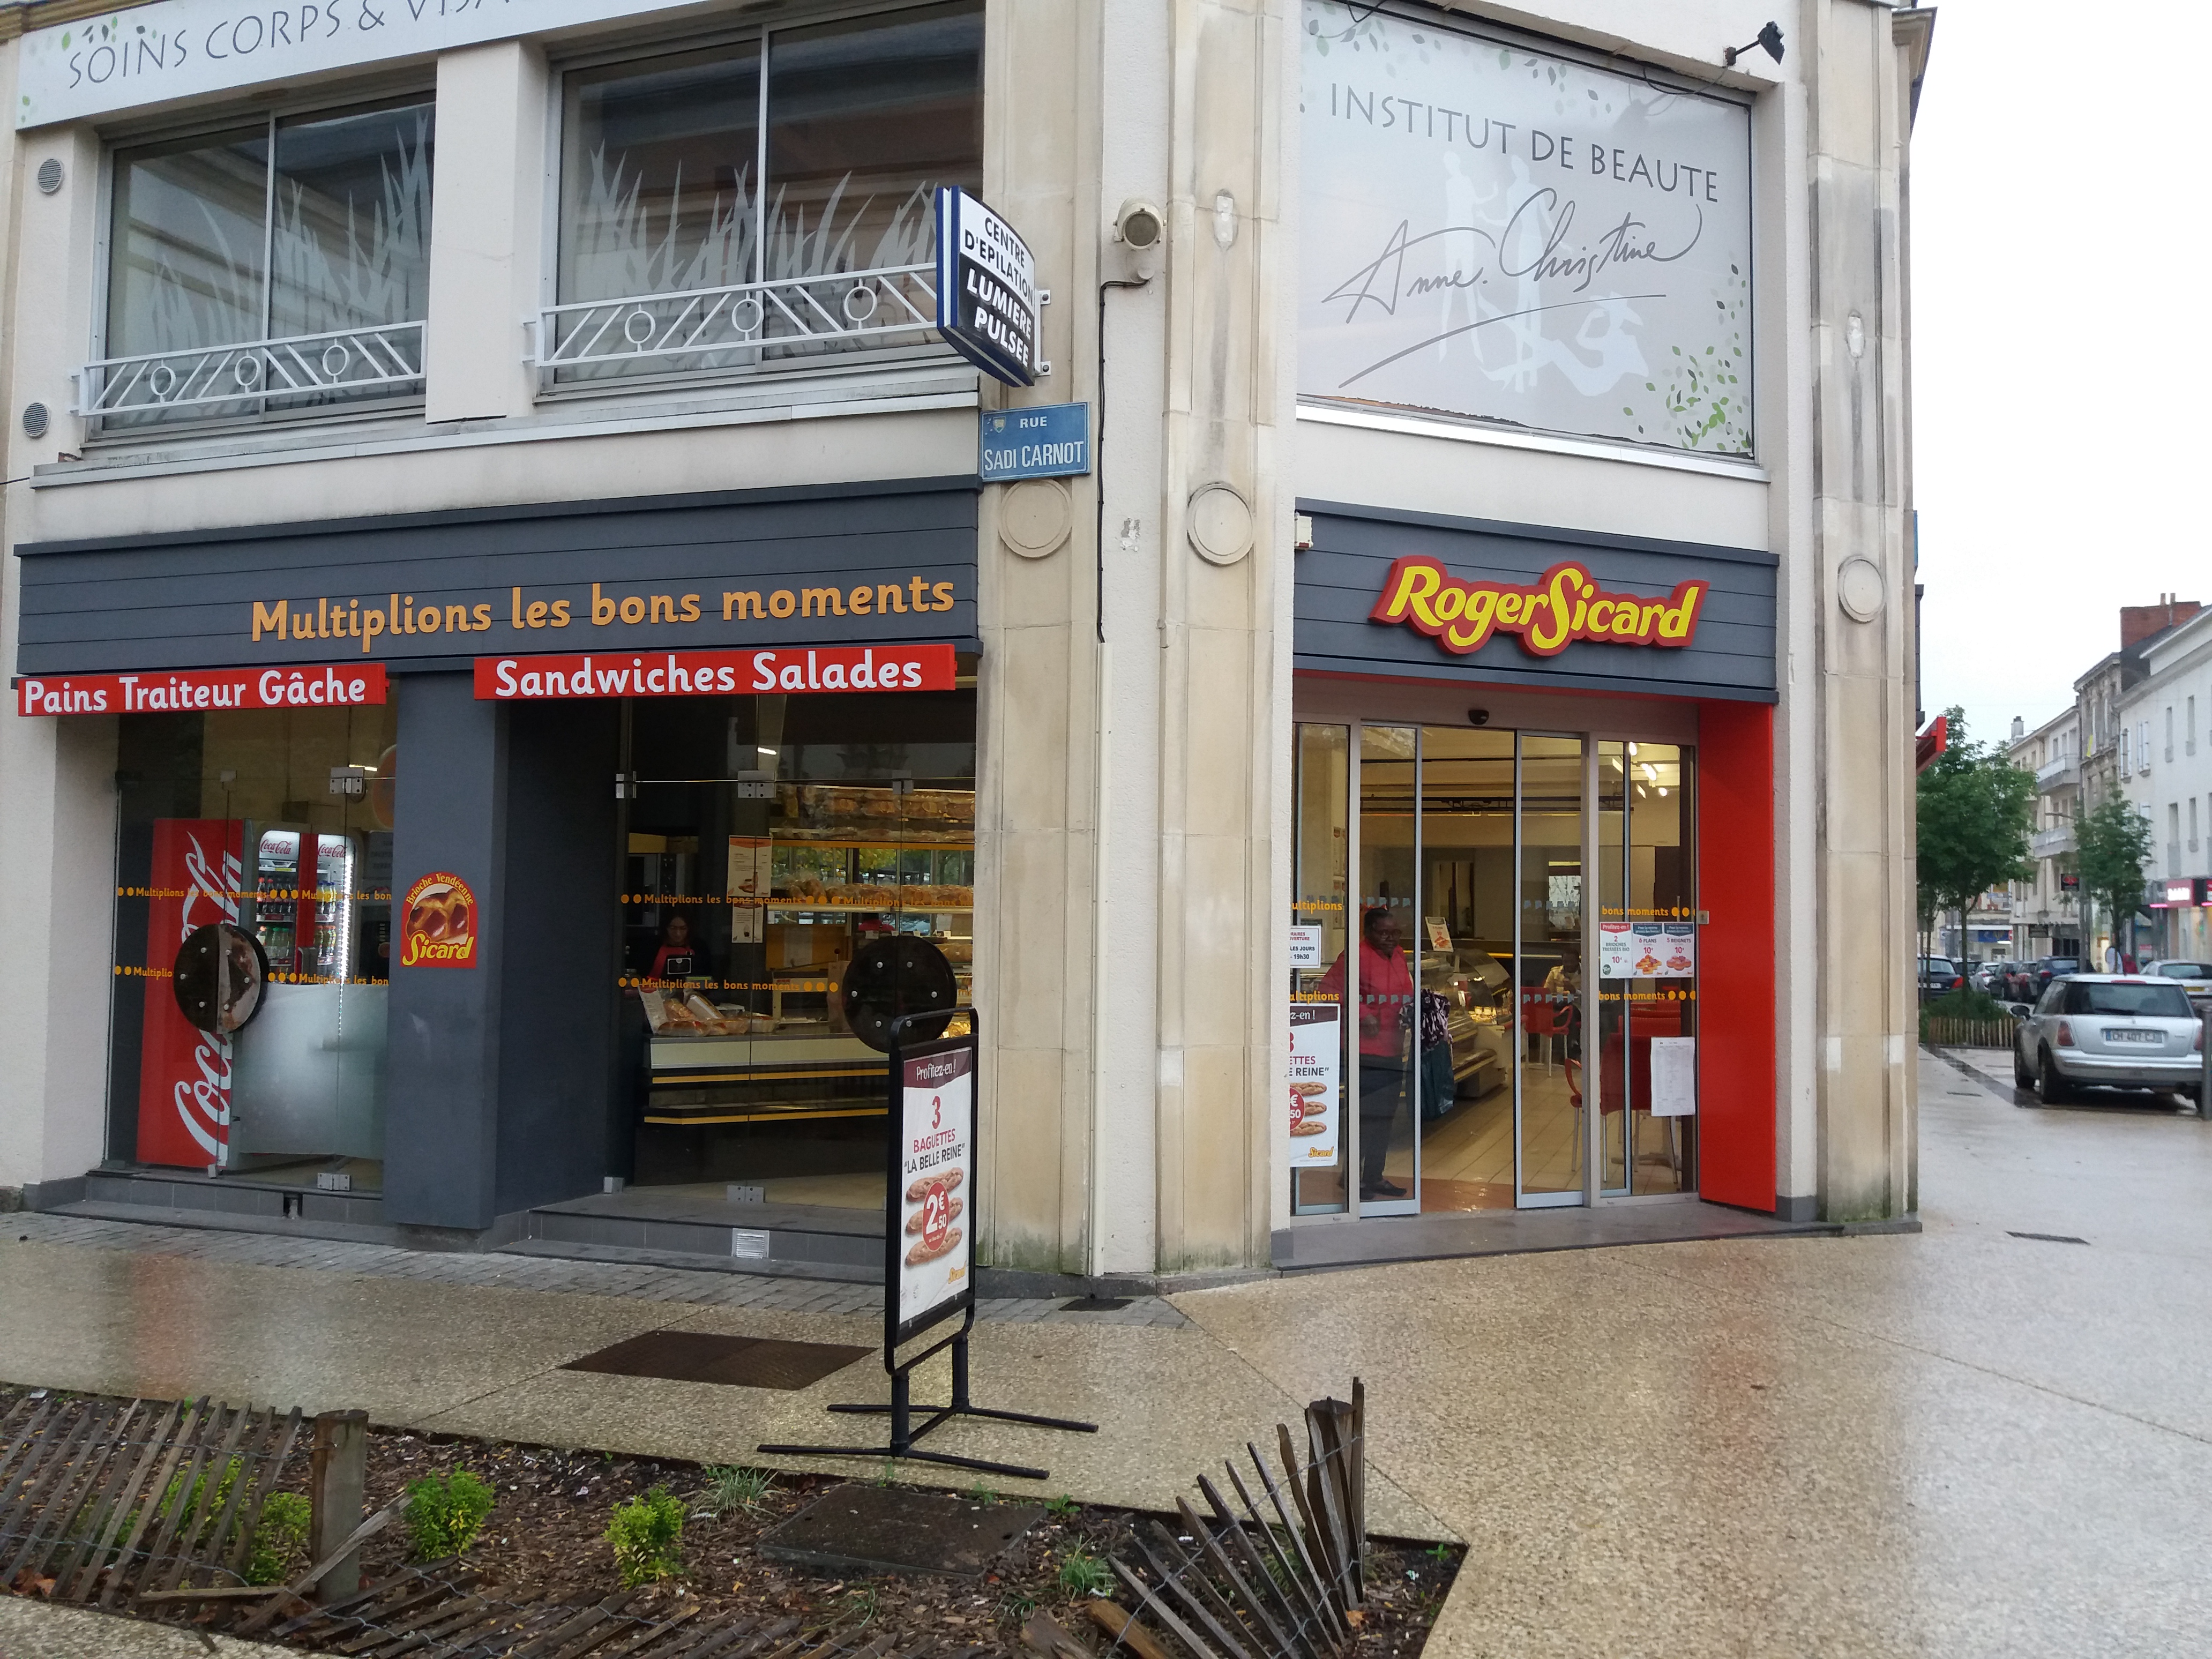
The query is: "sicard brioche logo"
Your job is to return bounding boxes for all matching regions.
[1370,556,1707,657]
[401,871,477,970]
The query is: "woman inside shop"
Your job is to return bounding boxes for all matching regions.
[1318,906,1415,1200]
[649,912,701,982]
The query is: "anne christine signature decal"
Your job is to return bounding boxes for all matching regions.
[1321,189,1701,389]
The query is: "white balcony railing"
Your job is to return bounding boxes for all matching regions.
[76,322,427,425]
[534,262,940,390]
[2034,756,2079,790]
[2031,824,2078,860]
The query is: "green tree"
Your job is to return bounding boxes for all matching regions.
[2070,788,2156,957]
[1915,706,2036,952]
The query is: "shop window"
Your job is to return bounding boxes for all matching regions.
[621,684,976,1205]
[91,99,435,433]
[544,1,982,390]
[109,706,398,1192]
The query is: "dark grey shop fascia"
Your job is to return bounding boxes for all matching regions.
[14,477,981,678]
[1296,499,1778,704]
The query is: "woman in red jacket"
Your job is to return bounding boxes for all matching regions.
[1317,905,1415,1200]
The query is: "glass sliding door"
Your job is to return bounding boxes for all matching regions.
[1288,716,1693,1217]
[1413,728,1516,1210]
[1625,743,1698,1193]
[1353,727,1420,1214]
[1291,726,1352,1214]
[1516,736,1587,1205]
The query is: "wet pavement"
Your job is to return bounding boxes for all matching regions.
[4,1047,2211,1655]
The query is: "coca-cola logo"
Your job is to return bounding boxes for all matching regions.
[172,831,242,1161]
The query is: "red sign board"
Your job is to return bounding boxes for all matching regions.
[136,819,245,1169]
[474,644,958,701]
[17,664,387,718]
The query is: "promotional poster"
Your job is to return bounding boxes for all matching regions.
[1301,1,1753,453]
[896,1042,973,1331]
[136,818,245,1168]
[1289,1004,1343,1164]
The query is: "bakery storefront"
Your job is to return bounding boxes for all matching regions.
[16,480,978,1234]
[1285,503,1777,1220]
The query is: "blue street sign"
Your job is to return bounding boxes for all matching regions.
[979,404,1092,481]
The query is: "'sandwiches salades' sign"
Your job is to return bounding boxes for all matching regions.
[473,644,957,701]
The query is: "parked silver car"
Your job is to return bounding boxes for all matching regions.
[2013,974,2204,1104]
[2141,959,2212,1014]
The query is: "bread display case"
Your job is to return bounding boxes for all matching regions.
[631,782,974,1126]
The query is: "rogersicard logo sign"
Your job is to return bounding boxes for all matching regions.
[1370,556,1706,657]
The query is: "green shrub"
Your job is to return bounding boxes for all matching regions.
[1057,1549,1113,1597]
[606,1487,686,1587]
[1924,988,2009,1021]
[404,1470,495,1560]
[697,1465,774,1518]
[245,1492,312,1586]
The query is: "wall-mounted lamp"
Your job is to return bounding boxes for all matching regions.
[1724,21,1784,66]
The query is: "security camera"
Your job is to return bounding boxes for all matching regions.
[1112,198,1165,281]
[1468,708,1490,726]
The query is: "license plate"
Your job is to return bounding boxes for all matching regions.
[2103,1028,2161,1044]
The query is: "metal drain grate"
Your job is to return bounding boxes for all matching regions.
[562,1331,869,1389]
[2007,1231,2090,1245]
[1059,1296,1133,1313]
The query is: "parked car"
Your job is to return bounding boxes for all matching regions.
[2029,957,2080,996]
[1971,960,2015,996]
[2013,975,2204,1103]
[1918,956,1962,997]
[2141,960,2212,1013]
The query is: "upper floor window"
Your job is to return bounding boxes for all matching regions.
[91,99,435,432]
[542,1,982,391]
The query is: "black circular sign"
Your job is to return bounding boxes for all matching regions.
[841,937,956,1053]
[173,922,270,1035]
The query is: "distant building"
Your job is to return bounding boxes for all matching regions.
[2007,709,2083,964]
[2117,606,2212,962]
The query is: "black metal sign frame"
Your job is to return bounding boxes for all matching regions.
[758,1007,1094,1480]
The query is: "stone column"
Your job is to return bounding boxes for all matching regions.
[1150,0,1289,1271]
[425,41,549,424]
[1805,0,1919,1221]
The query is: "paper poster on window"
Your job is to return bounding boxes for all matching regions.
[1288,925,1325,969]
[1289,1005,1342,1164]
[1603,921,1696,979]
[1598,921,1635,980]
[1300,2,1754,455]
[1649,1037,1696,1116]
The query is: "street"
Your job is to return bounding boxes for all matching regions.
[5,1048,2210,1657]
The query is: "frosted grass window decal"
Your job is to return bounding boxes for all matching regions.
[94,99,434,429]
[546,0,981,387]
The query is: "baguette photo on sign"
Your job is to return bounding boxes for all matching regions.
[904,1167,964,1202]
[906,1226,962,1267]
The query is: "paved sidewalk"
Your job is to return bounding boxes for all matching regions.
[6,1049,2211,1655]
[2,1213,1189,1327]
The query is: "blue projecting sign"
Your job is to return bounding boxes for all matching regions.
[935,188,1040,388]
[980,405,1091,481]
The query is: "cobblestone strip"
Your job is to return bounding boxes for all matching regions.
[4,1212,1189,1327]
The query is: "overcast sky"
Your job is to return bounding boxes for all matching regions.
[1910,0,2211,756]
